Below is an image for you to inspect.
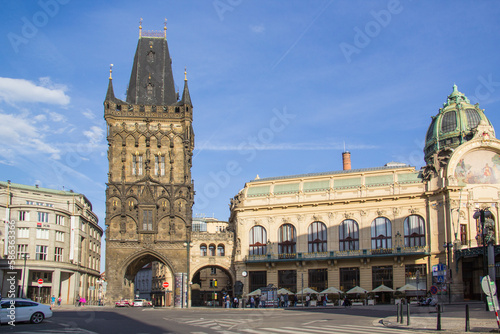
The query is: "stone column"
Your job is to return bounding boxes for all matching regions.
[52,268,61,301]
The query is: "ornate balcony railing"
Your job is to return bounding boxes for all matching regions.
[244,246,428,263]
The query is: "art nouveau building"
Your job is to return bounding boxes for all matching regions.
[229,86,500,302]
[0,182,102,304]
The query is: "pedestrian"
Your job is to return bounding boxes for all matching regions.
[305,294,310,307]
[76,294,81,307]
[293,294,298,307]
[51,295,56,307]
[317,294,321,307]
[255,296,260,308]
[58,295,61,306]
[285,293,289,307]
[250,296,255,308]
[280,294,284,307]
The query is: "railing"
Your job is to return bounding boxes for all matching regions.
[245,246,428,262]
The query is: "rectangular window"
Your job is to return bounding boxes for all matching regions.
[55,215,65,226]
[249,271,267,293]
[278,270,297,293]
[37,212,49,222]
[154,155,159,175]
[405,264,427,292]
[56,231,64,242]
[372,266,393,289]
[19,211,29,221]
[35,245,48,260]
[17,244,29,259]
[308,269,328,292]
[54,247,63,262]
[138,155,143,175]
[36,228,49,239]
[339,267,359,292]
[132,155,137,175]
[460,224,467,245]
[143,210,153,231]
[18,227,29,238]
[160,156,165,176]
[211,267,217,275]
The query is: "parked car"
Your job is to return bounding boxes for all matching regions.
[133,299,145,307]
[0,299,53,324]
[115,299,131,307]
[144,300,153,307]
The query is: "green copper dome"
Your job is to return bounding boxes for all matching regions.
[424,85,493,164]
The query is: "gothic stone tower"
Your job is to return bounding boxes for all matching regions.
[104,23,194,306]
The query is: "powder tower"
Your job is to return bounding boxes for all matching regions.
[104,21,194,306]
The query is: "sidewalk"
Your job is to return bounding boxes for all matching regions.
[377,302,500,333]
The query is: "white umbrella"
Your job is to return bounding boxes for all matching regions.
[296,287,318,295]
[277,288,294,295]
[371,284,394,293]
[346,286,368,294]
[246,289,261,296]
[397,284,417,292]
[320,287,342,294]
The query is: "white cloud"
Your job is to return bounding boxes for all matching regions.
[196,142,378,151]
[250,23,265,33]
[83,126,105,145]
[0,112,61,159]
[0,77,70,105]
[82,109,96,119]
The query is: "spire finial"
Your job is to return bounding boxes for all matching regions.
[109,64,113,80]
[164,18,167,38]
[139,18,143,37]
[184,67,187,81]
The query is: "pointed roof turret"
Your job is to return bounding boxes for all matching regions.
[105,64,117,102]
[126,21,177,106]
[179,67,192,106]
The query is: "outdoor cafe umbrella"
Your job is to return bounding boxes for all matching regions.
[346,286,368,294]
[371,284,394,293]
[277,288,294,295]
[397,284,417,292]
[295,287,318,295]
[319,287,342,295]
[246,289,261,296]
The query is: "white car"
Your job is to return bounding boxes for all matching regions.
[0,299,53,324]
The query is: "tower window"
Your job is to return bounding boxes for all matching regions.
[465,109,481,129]
[441,111,457,133]
[132,155,143,176]
[143,210,153,231]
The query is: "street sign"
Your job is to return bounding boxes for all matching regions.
[430,285,438,295]
[37,279,43,285]
[163,282,169,288]
[482,275,497,297]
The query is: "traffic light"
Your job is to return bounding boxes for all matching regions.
[214,279,218,287]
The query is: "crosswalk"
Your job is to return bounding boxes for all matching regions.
[168,317,418,334]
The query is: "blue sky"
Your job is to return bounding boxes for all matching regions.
[1,1,500,270]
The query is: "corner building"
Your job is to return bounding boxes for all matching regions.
[0,182,102,304]
[229,85,500,302]
[104,24,195,306]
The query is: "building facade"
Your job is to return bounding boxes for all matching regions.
[228,85,500,303]
[104,22,195,307]
[0,181,102,304]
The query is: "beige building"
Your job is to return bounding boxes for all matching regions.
[0,181,102,304]
[229,85,500,303]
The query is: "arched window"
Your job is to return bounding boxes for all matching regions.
[404,215,426,247]
[339,219,359,251]
[209,244,216,256]
[249,226,267,255]
[371,217,392,249]
[308,221,327,252]
[217,244,225,256]
[200,244,207,256]
[278,224,296,258]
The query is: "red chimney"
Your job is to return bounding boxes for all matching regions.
[342,151,351,171]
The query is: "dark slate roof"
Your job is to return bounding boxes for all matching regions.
[126,36,177,106]
[249,165,414,183]
[179,79,192,106]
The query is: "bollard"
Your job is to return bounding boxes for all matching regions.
[465,304,470,332]
[400,302,404,324]
[437,304,441,331]
[407,302,410,326]
[397,303,400,323]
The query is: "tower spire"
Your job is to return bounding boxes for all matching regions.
[105,64,116,102]
[139,18,143,38]
[180,66,192,106]
[109,63,113,80]
[164,18,167,38]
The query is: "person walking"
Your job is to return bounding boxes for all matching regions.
[51,295,56,307]
[57,295,61,306]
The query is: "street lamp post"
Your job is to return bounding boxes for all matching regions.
[21,253,29,298]
[443,242,453,303]
[473,208,492,311]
